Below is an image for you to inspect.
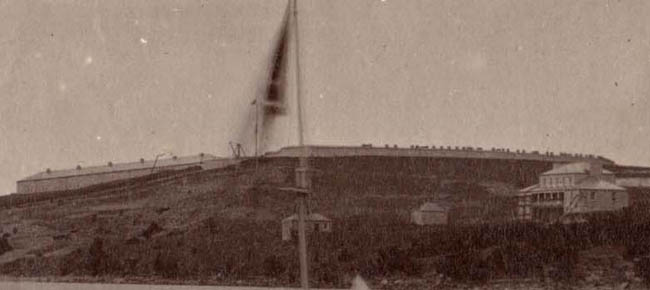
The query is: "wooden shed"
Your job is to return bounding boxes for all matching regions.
[281,213,332,241]
[411,202,448,225]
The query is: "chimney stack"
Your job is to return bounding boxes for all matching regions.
[140,158,145,164]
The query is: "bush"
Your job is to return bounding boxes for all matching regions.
[440,250,491,282]
[263,254,286,277]
[154,252,179,279]
[0,235,12,255]
[87,238,106,276]
[636,256,650,285]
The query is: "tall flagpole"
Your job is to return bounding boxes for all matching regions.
[291,0,310,289]
[254,98,259,172]
[254,100,259,157]
[293,0,305,147]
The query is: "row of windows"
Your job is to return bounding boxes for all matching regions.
[583,191,617,202]
[542,176,573,188]
[531,192,565,202]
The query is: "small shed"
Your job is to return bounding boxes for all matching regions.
[281,213,332,241]
[411,202,448,225]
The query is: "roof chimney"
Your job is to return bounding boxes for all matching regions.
[590,162,603,177]
[140,158,145,164]
[107,161,113,167]
[172,155,178,160]
[76,165,82,170]
[46,168,51,174]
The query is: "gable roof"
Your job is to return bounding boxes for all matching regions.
[617,177,650,188]
[519,177,625,193]
[542,162,613,176]
[282,213,331,222]
[518,184,540,194]
[418,202,447,212]
[19,154,218,182]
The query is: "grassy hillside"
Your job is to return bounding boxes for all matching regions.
[0,157,649,289]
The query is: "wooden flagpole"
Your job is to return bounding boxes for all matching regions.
[291,0,310,289]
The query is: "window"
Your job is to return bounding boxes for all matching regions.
[560,192,564,201]
[612,192,617,202]
[552,193,557,200]
[591,192,595,199]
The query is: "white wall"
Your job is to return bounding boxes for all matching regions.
[16,164,198,194]
[568,190,628,213]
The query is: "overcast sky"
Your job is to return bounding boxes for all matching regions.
[1,0,649,195]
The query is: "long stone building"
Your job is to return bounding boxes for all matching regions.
[16,154,237,194]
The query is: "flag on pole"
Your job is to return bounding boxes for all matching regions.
[262,1,291,116]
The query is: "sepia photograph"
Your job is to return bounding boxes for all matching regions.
[1,0,650,289]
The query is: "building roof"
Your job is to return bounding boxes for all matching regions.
[575,177,626,191]
[542,162,613,176]
[264,145,614,164]
[418,202,447,212]
[617,177,650,188]
[518,184,540,194]
[19,154,218,182]
[520,177,625,193]
[282,213,331,222]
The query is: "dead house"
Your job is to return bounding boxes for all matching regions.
[281,213,331,241]
[411,202,448,225]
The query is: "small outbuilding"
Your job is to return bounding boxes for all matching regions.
[411,202,448,225]
[281,213,332,241]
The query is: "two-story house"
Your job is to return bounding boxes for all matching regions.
[517,162,627,222]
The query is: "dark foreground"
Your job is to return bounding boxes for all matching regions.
[0,280,646,290]
[0,281,342,290]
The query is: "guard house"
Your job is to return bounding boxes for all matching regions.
[281,213,332,241]
[518,162,628,222]
[411,202,448,225]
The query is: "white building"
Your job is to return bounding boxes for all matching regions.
[411,202,448,225]
[281,213,331,241]
[517,162,627,222]
[16,154,234,194]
